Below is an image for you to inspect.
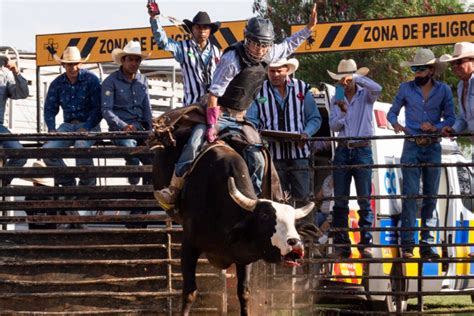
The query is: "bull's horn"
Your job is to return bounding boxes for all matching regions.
[227,177,257,212]
[295,202,315,219]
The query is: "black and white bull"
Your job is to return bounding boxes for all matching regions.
[153,144,314,316]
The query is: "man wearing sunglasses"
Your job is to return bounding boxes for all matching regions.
[387,48,455,259]
[155,5,318,209]
[440,42,474,140]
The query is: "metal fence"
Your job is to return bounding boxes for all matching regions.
[1,132,474,314]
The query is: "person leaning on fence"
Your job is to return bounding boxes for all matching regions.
[328,59,382,259]
[102,41,153,185]
[387,48,455,259]
[43,46,102,187]
[154,5,319,209]
[439,43,474,258]
[148,7,221,106]
[0,52,28,186]
[440,43,474,143]
[246,58,322,206]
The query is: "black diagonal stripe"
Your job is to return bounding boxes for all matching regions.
[319,26,342,48]
[66,38,81,48]
[340,24,362,47]
[219,27,238,46]
[209,36,222,50]
[81,37,98,57]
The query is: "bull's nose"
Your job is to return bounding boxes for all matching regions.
[287,238,300,247]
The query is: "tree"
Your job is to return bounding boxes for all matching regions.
[252,0,464,102]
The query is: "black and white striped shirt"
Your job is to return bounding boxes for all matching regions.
[254,78,311,160]
[180,40,221,106]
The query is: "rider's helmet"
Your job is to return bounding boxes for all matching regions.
[244,17,275,63]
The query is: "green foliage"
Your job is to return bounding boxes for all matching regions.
[252,0,464,102]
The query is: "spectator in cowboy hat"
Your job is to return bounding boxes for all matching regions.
[439,42,474,258]
[148,9,221,106]
[0,50,28,186]
[247,58,321,206]
[102,41,152,186]
[440,42,474,139]
[43,46,102,187]
[327,58,382,259]
[387,48,455,259]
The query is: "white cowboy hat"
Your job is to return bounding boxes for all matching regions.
[400,48,447,75]
[111,41,151,65]
[53,46,89,64]
[23,161,54,187]
[327,59,369,81]
[269,58,299,75]
[400,48,437,67]
[439,42,474,62]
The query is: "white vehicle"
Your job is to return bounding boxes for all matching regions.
[312,83,474,312]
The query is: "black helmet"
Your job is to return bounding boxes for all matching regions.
[244,17,275,45]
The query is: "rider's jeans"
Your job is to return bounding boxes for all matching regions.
[174,114,264,196]
[175,123,207,177]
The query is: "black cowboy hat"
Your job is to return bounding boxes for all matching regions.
[183,11,221,34]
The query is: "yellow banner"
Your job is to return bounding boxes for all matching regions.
[291,13,474,54]
[36,20,246,67]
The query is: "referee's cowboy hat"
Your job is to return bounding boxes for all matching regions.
[183,11,221,34]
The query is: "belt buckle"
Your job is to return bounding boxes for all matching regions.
[347,141,355,149]
[415,137,431,146]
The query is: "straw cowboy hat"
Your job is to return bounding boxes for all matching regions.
[111,41,151,65]
[400,48,447,75]
[439,42,474,63]
[53,46,89,64]
[327,59,369,81]
[269,58,299,75]
[183,11,221,34]
[23,161,54,187]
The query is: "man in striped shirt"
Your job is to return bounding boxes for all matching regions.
[149,9,221,106]
[247,58,321,206]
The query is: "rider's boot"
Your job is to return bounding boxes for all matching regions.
[154,172,185,211]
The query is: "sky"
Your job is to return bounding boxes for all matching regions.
[0,0,255,52]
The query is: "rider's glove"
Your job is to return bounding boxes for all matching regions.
[206,106,220,143]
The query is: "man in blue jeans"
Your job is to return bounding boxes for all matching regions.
[43,46,101,187]
[0,52,29,185]
[102,41,153,185]
[388,48,455,259]
[328,59,382,259]
[247,58,321,206]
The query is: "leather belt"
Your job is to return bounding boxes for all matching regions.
[220,107,246,121]
[407,137,440,146]
[337,140,371,149]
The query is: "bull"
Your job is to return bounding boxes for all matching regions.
[153,141,314,316]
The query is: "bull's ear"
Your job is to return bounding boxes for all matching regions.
[294,202,315,220]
